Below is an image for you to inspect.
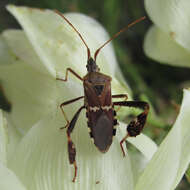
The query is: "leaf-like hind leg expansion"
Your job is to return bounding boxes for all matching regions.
[66,105,85,182]
[56,68,83,82]
[59,96,84,129]
[113,101,149,157]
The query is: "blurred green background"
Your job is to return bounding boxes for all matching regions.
[0,0,190,189]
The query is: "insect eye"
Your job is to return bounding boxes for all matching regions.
[94,85,104,95]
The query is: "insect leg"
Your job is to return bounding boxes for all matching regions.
[66,105,85,182]
[112,94,128,99]
[112,94,128,112]
[113,101,149,157]
[56,68,83,82]
[60,96,84,129]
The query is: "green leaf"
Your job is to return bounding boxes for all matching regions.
[186,165,190,183]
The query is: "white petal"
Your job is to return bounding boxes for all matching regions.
[8,104,134,190]
[0,35,14,66]
[4,113,22,160]
[0,110,8,164]
[170,89,190,189]
[0,110,26,189]
[0,109,22,165]
[145,0,190,52]
[144,25,190,67]
[129,151,149,184]
[118,122,157,183]
[0,61,57,133]
[135,89,190,190]
[0,31,58,133]
[7,5,118,78]
[118,122,157,161]
[0,162,26,190]
[2,29,50,74]
[112,78,132,99]
[127,134,157,161]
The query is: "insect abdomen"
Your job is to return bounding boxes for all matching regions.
[92,112,113,152]
[87,109,114,153]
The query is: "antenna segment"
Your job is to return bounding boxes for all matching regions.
[54,10,146,63]
[54,10,91,60]
[94,16,146,61]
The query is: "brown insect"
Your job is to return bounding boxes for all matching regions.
[55,10,149,182]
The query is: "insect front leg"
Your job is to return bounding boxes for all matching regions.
[56,68,83,82]
[113,101,149,157]
[66,105,85,182]
[59,96,84,129]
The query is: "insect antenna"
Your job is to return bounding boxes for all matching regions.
[94,16,146,61]
[54,10,91,60]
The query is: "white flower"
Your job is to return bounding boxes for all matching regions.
[0,5,190,190]
[144,0,190,68]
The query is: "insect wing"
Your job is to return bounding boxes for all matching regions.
[88,109,114,153]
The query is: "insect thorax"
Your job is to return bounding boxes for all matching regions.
[83,72,112,108]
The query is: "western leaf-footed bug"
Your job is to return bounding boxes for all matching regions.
[55,10,149,182]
